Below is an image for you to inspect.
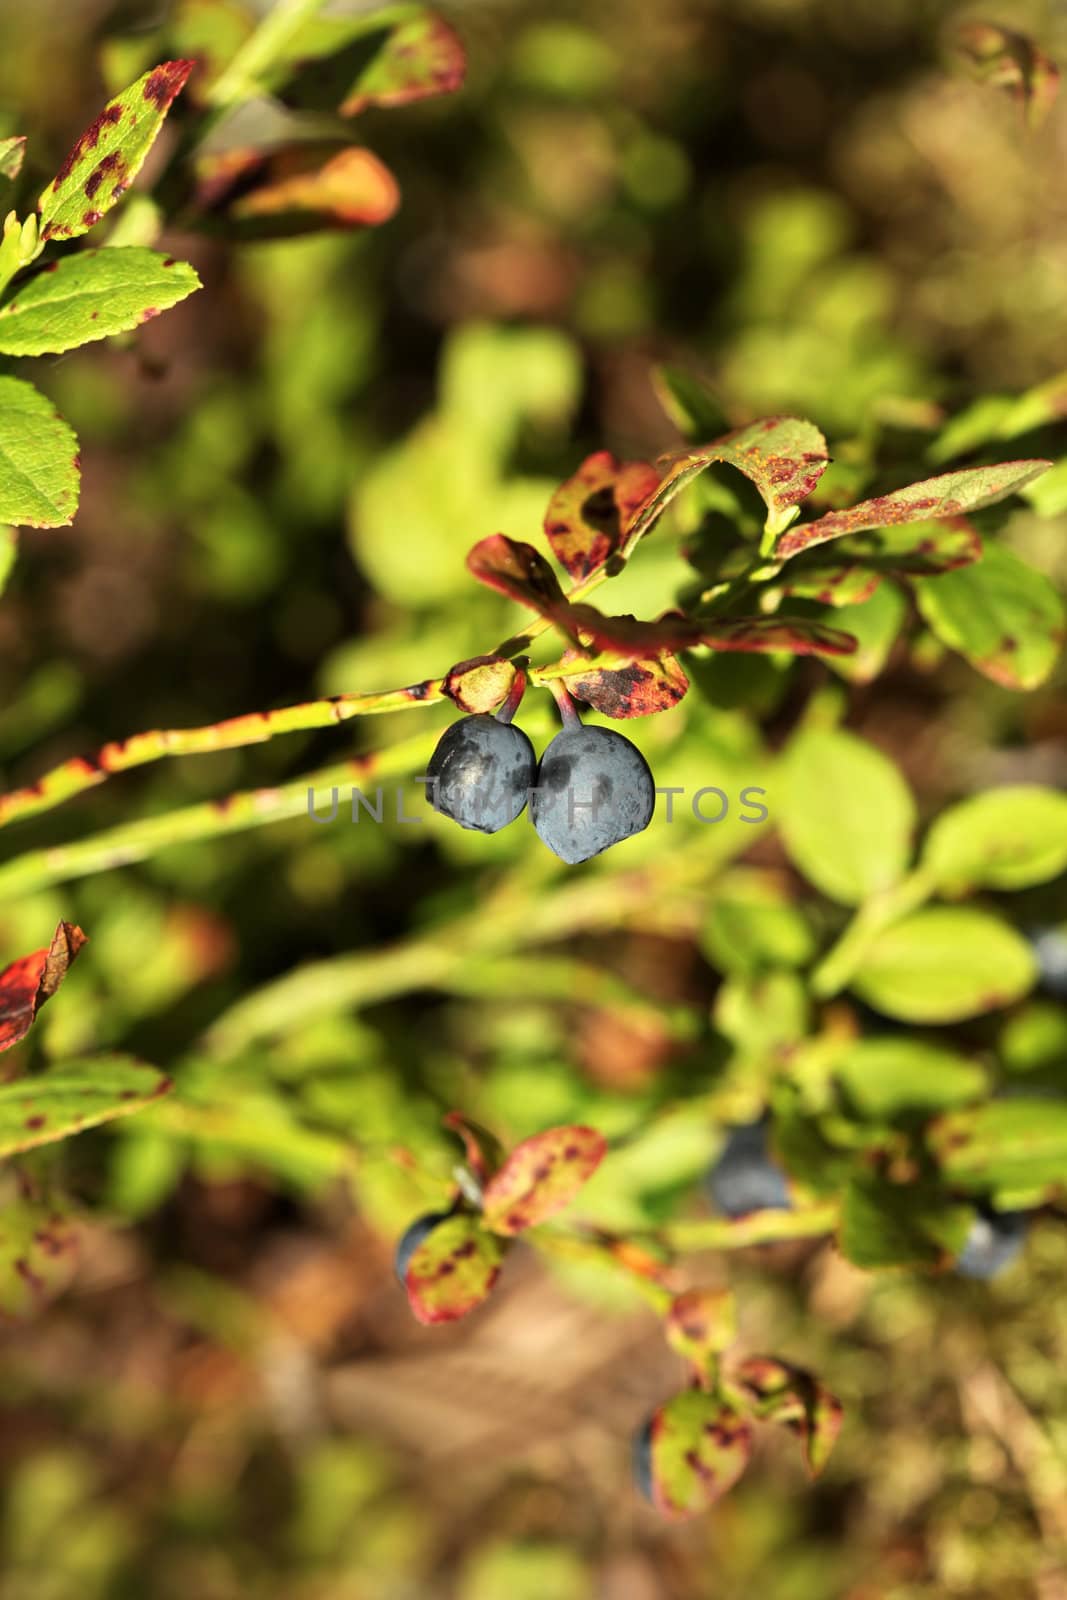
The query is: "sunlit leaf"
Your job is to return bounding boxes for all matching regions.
[665,1288,737,1370]
[777,461,1051,558]
[0,377,80,528]
[953,21,1060,129]
[834,1039,987,1120]
[0,921,86,1055]
[402,1211,504,1324]
[442,655,517,715]
[216,145,399,236]
[0,1055,171,1157]
[914,542,1064,690]
[852,908,1036,1023]
[929,1099,1067,1197]
[39,60,195,243]
[544,450,661,580]
[734,1356,842,1477]
[643,1389,753,1519]
[539,646,689,718]
[923,786,1067,893]
[0,248,200,356]
[481,1125,607,1235]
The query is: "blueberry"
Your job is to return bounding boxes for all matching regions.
[425,713,536,833]
[632,1416,656,1503]
[956,1209,1029,1280]
[1029,926,1067,1001]
[530,724,655,864]
[706,1120,792,1218]
[394,1210,452,1286]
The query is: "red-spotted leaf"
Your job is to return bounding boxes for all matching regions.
[642,1389,753,1519]
[953,22,1060,129]
[442,656,517,715]
[0,376,80,529]
[626,416,830,554]
[0,1055,172,1158]
[0,248,201,356]
[833,517,983,576]
[277,6,465,118]
[770,564,882,608]
[0,1183,80,1321]
[481,1125,607,1235]
[665,1289,738,1371]
[542,646,689,718]
[544,450,662,580]
[565,608,857,659]
[914,541,1064,690]
[402,1211,505,1325]
[38,61,195,243]
[467,534,578,639]
[734,1357,842,1478]
[0,921,87,1054]
[697,617,857,657]
[442,1110,508,1184]
[210,145,399,236]
[928,1099,1067,1198]
[777,461,1051,559]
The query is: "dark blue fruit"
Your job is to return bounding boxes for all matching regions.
[1030,926,1067,1000]
[632,1416,656,1503]
[956,1209,1029,1280]
[394,1210,452,1286]
[706,1120,791,1218]
[530,725,655,864]
[425,714,536,833]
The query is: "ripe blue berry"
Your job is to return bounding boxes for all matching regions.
[632,1416,656,1503]
[530,724,655,864]
[425,714,536,833]
[394,1210,452,1286]
[1029,926,1067,1000]
[706,1120,791,1218]
[956,1209,1028,1280]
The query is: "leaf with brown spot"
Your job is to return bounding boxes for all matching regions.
[770,564,882,608]
[914,542,1064,690]
[0,921,86,1054]
[626,416,830,555]
[402,1211,505,1325]
[564,608,857,659]
[275,6,465,118]
[833,517,983,576]
[665,1289,738,1372]
[644,1389,753,1519]
[544,450,661,580]
[481,1125,607,1235]
[953,22,1060,129]
[442,1110,507,1184]
[0,1054,171,1158]
[466,534,579,640]
[0,248,200,356]
[0,1182,80,1321]
[443,656,517,715]
[542,647,688,719]
[928,1099,1067,1199]
[777,460,1051,559]
[734,1356,842,1477]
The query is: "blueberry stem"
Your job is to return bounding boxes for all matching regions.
[495,661,528,725]
[547,680,583,728]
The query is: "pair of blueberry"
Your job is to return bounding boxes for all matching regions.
[425,709,655,864]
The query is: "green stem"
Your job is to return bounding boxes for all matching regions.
[207,0,330,107]
[660,1201,839,1252]
[811,868,936,999]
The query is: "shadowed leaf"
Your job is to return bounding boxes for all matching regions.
[769,564,882,607]
[565,608,856,658]
[38,60,195,243]
[665,1289,737,1371]
[0,921,87,1054]
[953,21,1060,129]
[481,1125,607,1235]
[442,1111,508,1184]
[277,6,465,117]
[0,1055,171,1158]
[0,248,200,356]
[833,518,983,575]
[914,542,1064,690]
[0,376,80,528]
[443,655,517,715]
[216,145,399,236]
[735,1357,842,1477]
[541,646,689,718]
[544,450,661,580]
[929,1100,1067,1198]
[646,1389,753,1519]
[628,416,829,552]
[402,1211,504,1325]
[821,581,907,684]
[0,1184,80,1321]
[840,1177,974,1269]
[777,460,1050,558]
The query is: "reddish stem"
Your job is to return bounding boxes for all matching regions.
[547,679,583,728]
[496,662,528,725]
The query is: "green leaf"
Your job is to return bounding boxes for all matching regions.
[922,786,1067,893]
[914,543,1065,690]
[852,908,1036,1024]
[0,1185,80,1320]
[38,60,194,243]
[734,1356,842,1477]
[833,518,983,575]
[778,726,915,906]
[402,1212,505,1325]
[770,563,881,608]
[701,873,816,977]
[823,580,907,684]
[645,1389,753,1519]
[629,415,829,551]
[0,1055,172,1158]
[0,526,16,595]
[543,450,661,580]
[840,1176,974,1269]
[0,921,87,1054]
[778,460,1051,558]
[0,377,80,528]
[0,248,200,356]
[481,1125,607,1235]
[834,1039,987,1120]
[277,4,466,117]
[929,1100,1067,1198]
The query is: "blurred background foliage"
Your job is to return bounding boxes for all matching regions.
[1,0,1067,1595]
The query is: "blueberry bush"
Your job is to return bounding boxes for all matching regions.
[2,2,1067,1595]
